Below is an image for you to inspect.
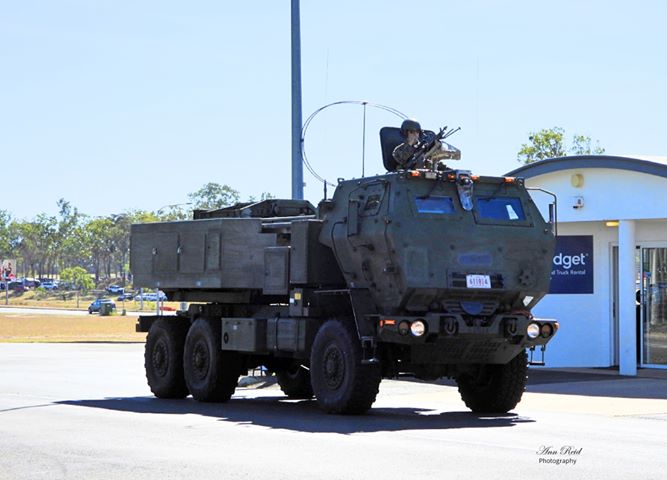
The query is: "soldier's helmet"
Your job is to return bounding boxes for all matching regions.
[400,119,422,137]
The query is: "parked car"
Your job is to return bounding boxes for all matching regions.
[24,278,41,288]
[117,292,134,301]
[106,285,125,294]
[8,281,25,292]
[134,291,167,302]
[41,280,59,290]
[88,298,116,314]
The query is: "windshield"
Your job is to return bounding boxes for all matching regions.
[476,197,526,221]
[415,196,456,214]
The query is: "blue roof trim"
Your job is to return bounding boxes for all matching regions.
[505,155,667,180]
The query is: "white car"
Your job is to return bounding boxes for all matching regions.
[134,291,167,302]
[42,281,59,290]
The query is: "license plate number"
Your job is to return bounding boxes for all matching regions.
[466,274,491,289]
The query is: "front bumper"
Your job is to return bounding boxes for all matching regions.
[375,313,558,364]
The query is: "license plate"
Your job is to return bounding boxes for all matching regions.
[466,274,491,289]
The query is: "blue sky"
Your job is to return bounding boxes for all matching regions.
[2,0,666,219]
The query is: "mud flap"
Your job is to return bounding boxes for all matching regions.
[348,289,379,364]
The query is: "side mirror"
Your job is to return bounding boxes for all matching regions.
[526,187,558,237]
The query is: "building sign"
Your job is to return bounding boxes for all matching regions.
[549,236,593,294]
[1,259,16,280]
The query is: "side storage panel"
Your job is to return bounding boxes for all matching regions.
[267,317,319,354]
[220,220,277,289]
[264,247,290,295]
[221,318,268,353]
[290,220,345,287]
[131,219,277,290]
[219,317,317,356]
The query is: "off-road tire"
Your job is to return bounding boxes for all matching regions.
[310,319,381,414]
[455,350,528,413]
[145,318,189,398]
[183,318,242,402]
[276,365,314,399]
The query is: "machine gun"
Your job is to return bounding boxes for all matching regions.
[406,125,461,169]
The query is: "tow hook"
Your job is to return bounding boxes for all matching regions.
[528,345,546,366]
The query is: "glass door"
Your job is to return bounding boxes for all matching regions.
[640,247,667,366]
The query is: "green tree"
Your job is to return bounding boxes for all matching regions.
[53,199,82,274]
[129,210,160,224]
[570,134,606,156]
[10,216,57,278]
[60,221,92,271]
[85,217,115,282]
[60,266,94,292]
[517,127,605,164]
[156,205,190,221]
[188,183,240,210]
[247,192,276,203]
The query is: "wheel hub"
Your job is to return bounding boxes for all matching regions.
[323,344,345,390]
[152,340,168,377]
[191,341,210,380]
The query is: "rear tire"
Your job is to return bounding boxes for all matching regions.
[183,318,241,402]
[310,319,381,414]
[276,364,314,399]
[455,350,528,413]
[145,318,189,398]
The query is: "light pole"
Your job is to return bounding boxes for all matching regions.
[291,0,304,200]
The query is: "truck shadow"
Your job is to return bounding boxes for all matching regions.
[427,370,667,400]
[56,395,533,434]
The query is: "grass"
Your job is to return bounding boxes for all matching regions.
[0,312,147,343]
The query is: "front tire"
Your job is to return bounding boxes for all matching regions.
[145,318,189,398]
[310,319,381,414]
[455,350,528,413]
[183,318,241,402]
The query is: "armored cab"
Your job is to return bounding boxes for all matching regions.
[320,172,554,315]
[132,129,559,416]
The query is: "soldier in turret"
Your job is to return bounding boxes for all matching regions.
[392,118,462,171]
[392,119,423,169]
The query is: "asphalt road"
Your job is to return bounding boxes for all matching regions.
[1,344,666,480]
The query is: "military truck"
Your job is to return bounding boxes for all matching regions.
[131,126,558,414]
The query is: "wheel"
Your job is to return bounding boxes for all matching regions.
[183,318,242,402]
[88,309,92,314]
[276,364,314,399]
[455,350,528,413]
[144,318,189,398]
[310,319,381,414]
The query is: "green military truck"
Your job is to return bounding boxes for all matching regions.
[131,126,558,414]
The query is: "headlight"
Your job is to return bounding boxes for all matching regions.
[398,321,410,336]
[541,323,554,338]
[526,323,540,339]
[410,320,426,337]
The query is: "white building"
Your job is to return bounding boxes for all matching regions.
[507,155,667,375]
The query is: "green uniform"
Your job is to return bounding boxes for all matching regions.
[393,142,428,169]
